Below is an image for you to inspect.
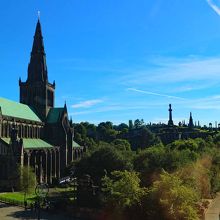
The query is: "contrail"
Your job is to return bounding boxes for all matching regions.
[127,88,186,100]
[207,0,220,16]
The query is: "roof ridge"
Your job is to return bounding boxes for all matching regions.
[0,97,42,122]
[0,97,30,108]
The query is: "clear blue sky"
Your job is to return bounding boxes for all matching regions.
[1,0,220,125]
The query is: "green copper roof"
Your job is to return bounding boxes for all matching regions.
[1,138,53,149]
[0,97,41,122]
[47,108,64,123]
[73,140,81,148]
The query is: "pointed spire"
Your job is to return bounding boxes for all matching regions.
[188,112,194,129]
[64,101,67,112]
[27,19,48,83]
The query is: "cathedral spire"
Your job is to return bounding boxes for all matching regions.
[20,19,55,119]
[27,19,48,83]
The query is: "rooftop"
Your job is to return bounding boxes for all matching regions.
[1,138,53,149]
[0,97,41,122]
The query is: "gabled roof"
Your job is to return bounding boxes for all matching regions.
[0,97,41,122]
[1,138,53,149]
[47,107,64,123]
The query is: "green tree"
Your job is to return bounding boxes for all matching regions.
[19,166,36,202]
[149,170,199,220]
[112,139,131,151]
[75,146,133,184]
[115,123,129,131]
[130,127,160,150]
[102,170,147,219]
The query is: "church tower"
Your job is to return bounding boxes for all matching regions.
[19,19,55,119]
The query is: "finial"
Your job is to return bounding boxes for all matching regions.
[37,11,41,20]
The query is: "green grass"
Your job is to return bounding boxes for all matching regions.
[0,192,37,205]
[0,187,76,206]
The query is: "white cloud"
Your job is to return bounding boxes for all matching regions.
[123,57,220,86]
[71,99,103,108]
[127,88,186,100]
[207,0,220,16]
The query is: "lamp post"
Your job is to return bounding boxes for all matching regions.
[35,183,49,220]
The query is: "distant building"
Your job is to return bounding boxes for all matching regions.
[0,19,83,189]
[147,104,215,144]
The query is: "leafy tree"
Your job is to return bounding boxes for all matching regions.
[209,151,220,193]
[134,146,199,186]
[75,146,133,184]
[177,157,212,198]
[102,170,147,220]
[96,122,118,142]
[75,133,83,145]
[134,145,166,174]
[149,170,200,220]
[74,123,87,139]
[102,170,146,209]
[134,119,145,129]
[115,123,129,131]
[18,166,36,201]
[112,139,131,151]
[129,127,160,150]
[87,123,97,140]
[168,139,198,152]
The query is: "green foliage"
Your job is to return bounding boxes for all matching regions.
[74,120,161,152]
[75,146,133,184]
[102,170,146,209]
[72,120,220,218]
[168,138,213,153]
[102,170,147,220]
[129,127,161,150]
[134,119,145,129]
[111,139,131,151]
[134,145,198,186]
[114,123,129,131]
[149,171,200,220]
[209,151,220,193]
[134,145,166,174]
[18,166,36,194]
[177,157,212,198]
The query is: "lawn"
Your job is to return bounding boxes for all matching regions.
[0,187,75,206]
[0,192,36,205]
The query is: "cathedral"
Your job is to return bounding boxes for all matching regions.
[0,19,83,190]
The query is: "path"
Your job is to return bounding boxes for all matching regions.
[205,193,220,220]
[0,202,75,220]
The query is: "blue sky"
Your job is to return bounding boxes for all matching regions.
[1,1,220,125]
